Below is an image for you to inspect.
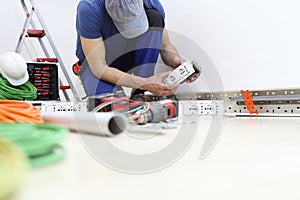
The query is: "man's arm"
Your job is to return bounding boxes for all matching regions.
[160,29,184,69]
[160,29,200,83]
[80,36,179,96]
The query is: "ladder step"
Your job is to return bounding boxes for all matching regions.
[36,58,58,63]
[26,29,46,38]
[60,86,71,90]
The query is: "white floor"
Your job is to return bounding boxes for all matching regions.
[12,117,300,200]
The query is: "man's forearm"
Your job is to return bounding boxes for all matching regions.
[160,43,182,69]
[92,64,148,89]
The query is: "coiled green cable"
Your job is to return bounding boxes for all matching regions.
[0,76,37,100]
[0,136,28,200]
[0,123,69,168]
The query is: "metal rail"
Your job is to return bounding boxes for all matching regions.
[176,88,300,116]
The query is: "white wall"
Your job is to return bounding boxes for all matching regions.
[0,0,299,95]
[0,0,79,64]
[160,0,300,91]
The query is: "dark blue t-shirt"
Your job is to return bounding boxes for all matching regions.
[75,0,165,60]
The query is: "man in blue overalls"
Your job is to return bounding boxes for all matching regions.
[75,0,199,97]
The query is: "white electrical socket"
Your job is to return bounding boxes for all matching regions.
[163,61,196,84]
[179,100,224,116]
[30,101,87,112]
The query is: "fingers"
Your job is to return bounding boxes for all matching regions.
[179,58,186,65]
[142,74,179,96]
[186,73,201,83]
[154,83,179,96]
[163,83,179,93]
[174,57,185,67]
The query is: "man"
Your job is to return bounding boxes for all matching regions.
[75,0,199,97]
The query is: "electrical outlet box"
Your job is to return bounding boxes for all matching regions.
[163,61,196,84]
[30,101,87,112]
[179,100,224,116]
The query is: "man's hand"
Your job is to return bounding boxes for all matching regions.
[186,73,201,83]
[187,61,201,83]
[175,59,201,83]
[140,71,179,96]
[160,30,201,84]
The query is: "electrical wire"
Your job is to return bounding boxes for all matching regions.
[0,76,37,100]
[0,123,69,168]
[92,99,125,112]
[0,100,68,168]
[0,100,43,123]
[0,136,28,200]
[127,103,150,121]
[92,98,151,121]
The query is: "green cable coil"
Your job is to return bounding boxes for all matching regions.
[0,76,37,100]
[0,123,69,168]
[0,136,28,200]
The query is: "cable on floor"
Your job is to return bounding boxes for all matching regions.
[92,97,151,122]
[0,100,43,123]
[0,123,69,168]
[0,136,28,200]
[0,76,37,100]
[0,100,69,168]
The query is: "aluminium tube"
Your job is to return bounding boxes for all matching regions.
[41,112,127,136]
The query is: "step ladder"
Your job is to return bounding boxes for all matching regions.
[15,0,80,102]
